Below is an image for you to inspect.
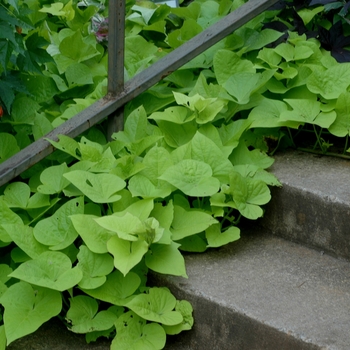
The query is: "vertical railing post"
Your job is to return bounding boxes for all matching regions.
[107,0,125,138]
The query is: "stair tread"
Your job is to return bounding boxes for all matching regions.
[270,150,350,204]
[152,229,350,349]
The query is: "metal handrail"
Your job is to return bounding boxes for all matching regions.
[0,0,279,187]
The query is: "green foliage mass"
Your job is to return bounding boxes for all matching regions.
[1,0,350,348]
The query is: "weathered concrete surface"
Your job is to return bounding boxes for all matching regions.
[150,230,350,350]
[260,150,350,260]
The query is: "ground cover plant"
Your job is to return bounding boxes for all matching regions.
[1,0,350,348]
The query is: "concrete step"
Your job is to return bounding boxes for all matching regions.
[151,229,350,350]
[260,150,350,261]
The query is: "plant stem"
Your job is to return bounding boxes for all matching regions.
[343,134,349,154]
[287,127,296,148]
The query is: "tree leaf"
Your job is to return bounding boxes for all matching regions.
[0,282,61,345]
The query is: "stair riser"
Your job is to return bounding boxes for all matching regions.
[260,185,350,261]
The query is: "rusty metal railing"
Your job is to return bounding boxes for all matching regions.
[0,0,279,187]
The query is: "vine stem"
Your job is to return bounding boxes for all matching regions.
[343,134,349,154]
[312,125,324,151]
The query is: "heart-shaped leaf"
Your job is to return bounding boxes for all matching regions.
[63,171,125,203]
[0,282,61,345]
[66,295,118,333]
[9,251,83,291]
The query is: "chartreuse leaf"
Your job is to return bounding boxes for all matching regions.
[114,199,154,221]
[307,63,350,99]
[233,164,281,187]
[248,98,300,129]
[0,325,5,350]
[206,223,240,248]
[66,295,118,334]
[107,236,149,276]
[217,119,251,156]
[223,70,275,105]
[145,242,187,277]
[0,265,12,298]
[70,214,114,254]
[280,99,336,128]
[138,146,173,183]
[77,245,114,290]
[59,30,100,62]
[229,141,274,169]
[94,213,144,241]
[159,159,220,197]
[9,251,83,291]
[2,224,48,259]
[115,106,148,144]
[63,171,126,203]
[0,134,20,163]
[37,163,70,195]
[125,287,183,326]
[128,146,174,199]
[173,92,225,124]
[82,270,141,306]
[224,172,271,220]
[33,197,83,250]
[0,282,61,345]
[213,49,255,85]
[162,300,193,335]
[150,202,173,245]
[155,120,197,148]
[176,235,208,253]
[111,311,166,350]
[128,174,172,199]
[125,35,158,77]
[40,2,66,16]
[329,92,350,137]
[112,155,145,180]
[47,135,80,160]
[2,182,50,209]
[170,205,217,241]
[171,131,234,183]
[0,199,22,244]
[149,106,192,124]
